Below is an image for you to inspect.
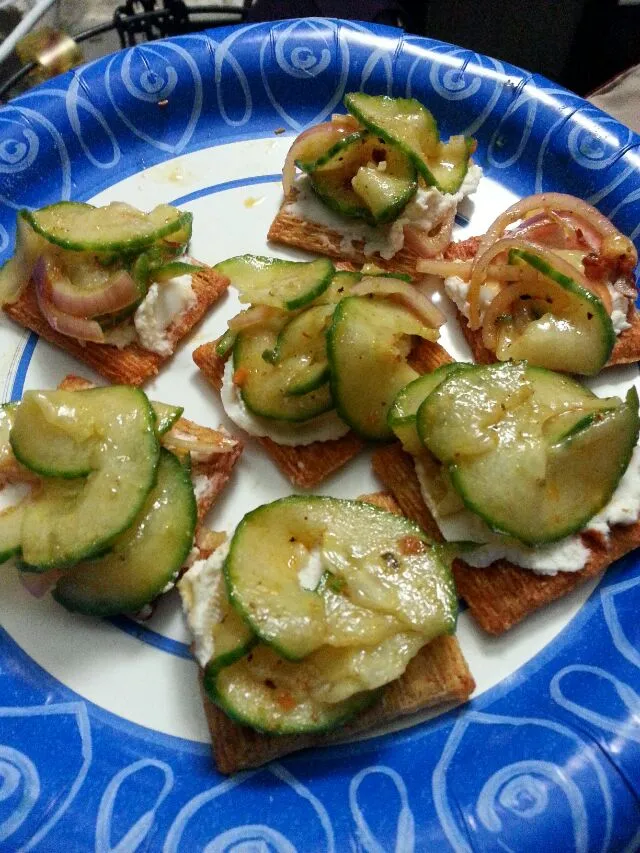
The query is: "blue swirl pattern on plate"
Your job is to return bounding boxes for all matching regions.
[1,18,640,851]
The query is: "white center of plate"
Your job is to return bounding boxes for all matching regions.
[0,138,607,742]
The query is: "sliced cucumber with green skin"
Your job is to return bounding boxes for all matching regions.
[494,249,616,376]
[234,327,333,422]
[204,644,379,735]
[350,166,417,224]
[53,449,196,616]
[388,363,472,454]
[208,604,256,675]
[296,130,369,174]
[20,388,159,569]
[316,270,362,305]
[152,401,183,436]
[344,93,472,193]
[327,295,438,440]
[215,329,237,358]
[216,255,334,311]
[0,213,47,305]
[150,261,203,283]
[0,403,16,467]
[225,495,457,660]
[266,304,333,397]
[309,170,373,223]
[418,363,640,544]
[25,202,191,254]
[0,503,24,565]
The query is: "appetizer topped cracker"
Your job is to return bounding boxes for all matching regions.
[193,255,450,486]
[418,193,640,374]
[269,93,481,276]
[0,378,242,614]
[0,201,229,385]
[374,357,640,634]
[179,492,474,773]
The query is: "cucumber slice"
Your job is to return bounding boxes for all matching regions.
[344,93,472,193]
[317,270,362,304]
[0,214,46,305]
[204,644,379,735]
[150,261,203,283]
[25,202,191,254]
[318,572,405,646]
[225,496,457,660]
[388,363,472,454]
[215,329,237,358]
[419,363,640,544]
[234,326,333,422]
[53,449,196,616]
[0,403,16,467]
[152,402,183,436]
[0,503,24,565]
[327,295,439,440]
[266,304,333,397]
[493,249,615,376]
[309,171,373,223]
[296,130,369,174]
[216,255,334,311]
[351,166,417,224]
[20,388,159,569]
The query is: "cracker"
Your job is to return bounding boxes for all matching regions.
[199,491,473,774]
[267,190,446,278]
[56,374,243,523]
[192,337,453,488]
[4,267,229,386]
[192,340,365,488]
[372,442,640,635]
[442,237,640,368]
[203,633,474,774]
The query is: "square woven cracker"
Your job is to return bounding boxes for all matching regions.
[3,267,230,386]
[443,237,640,368]
[192,337,452,488]
[267,190,442,278]
[372,441,640,635]
[198,490,475,774]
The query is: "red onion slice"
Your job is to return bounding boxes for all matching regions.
[282,120,361,195]
[351,276,446,328]
[33,257,105,343]
[403,212,455,259]
[48,267,139,318]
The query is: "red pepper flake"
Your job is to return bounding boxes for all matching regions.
[397,535,426,556]
[157,99,169,108]
[233,367,249,387]
[276,692,297,712]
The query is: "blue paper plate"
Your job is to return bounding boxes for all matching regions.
[1,18,640,852]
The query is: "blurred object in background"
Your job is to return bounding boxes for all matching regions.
[245,0,406,27]
[588,64,640,134]
[15,25,83,84]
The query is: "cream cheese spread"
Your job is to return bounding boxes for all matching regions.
[134,273,196,356]
[285,164,482,261]
[178,540,230,667]
[298,547,325,591]
[220,359,350,446]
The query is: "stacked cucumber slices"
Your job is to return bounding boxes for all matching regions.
[182,496,457,734]
[389,361,640,545]
[216,255,443,441]
[0,200,197,344]
[287,93,474,226]
[0,387,197,615]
